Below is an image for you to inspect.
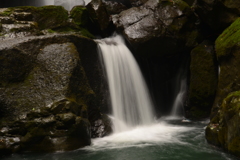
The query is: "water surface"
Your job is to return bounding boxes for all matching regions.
[2,119,237,160]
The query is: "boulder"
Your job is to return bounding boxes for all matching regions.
[186,40,218,119]
[206,18,240,157]
[211,18,240,118]
[112,0,199,57]
[0,34,111,154]
[206,91,240,157]
[194,0,240,34]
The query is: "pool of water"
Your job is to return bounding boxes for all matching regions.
[1,119,238,160]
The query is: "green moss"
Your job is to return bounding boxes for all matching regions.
[0,8,14,16]
[215,18,240,58]
[79,28,94,39]
[47,29,55,33]
[17,6,68,30]
[52,26,94,39]
[70,6,89,27]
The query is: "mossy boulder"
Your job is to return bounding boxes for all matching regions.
[0,34,111,154]
[215,18,240,58]
[112,0,199,57]
[70,6,90,27]
[206,91,240,157]
[187,41,218,119]
[206,18,240,158]
[211,18,240,118]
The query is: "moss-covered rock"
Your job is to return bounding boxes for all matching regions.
[215,18,240,58]
[206,91,240,157]
[211,18,240,118]
[206,18,240,158]
[187,41,218,119]
[70,6,89,27]
[17,6,68,30]
[0,6,95,40]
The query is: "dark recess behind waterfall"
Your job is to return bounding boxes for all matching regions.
[134,52,190,117]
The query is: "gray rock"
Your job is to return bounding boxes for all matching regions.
[112,0,199,57]
[0,34,112,154]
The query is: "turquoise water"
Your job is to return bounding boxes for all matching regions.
[1,119,238,160]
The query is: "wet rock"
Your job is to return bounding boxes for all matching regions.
[0,34,112,154]
[103,0,128,15]
[91,114,112,138]
[112,0,199,57]
[186,41,218,119]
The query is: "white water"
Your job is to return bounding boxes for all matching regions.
[96,34,154,133]
[170,77,187,118]
[85,121,195,151]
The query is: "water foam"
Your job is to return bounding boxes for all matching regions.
[84,121,195,151]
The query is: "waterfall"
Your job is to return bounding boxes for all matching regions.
[170,77,186,117]
[96,34,154,133]
[170,59,188,118]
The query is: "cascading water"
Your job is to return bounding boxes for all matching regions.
[96,34,154,133]
[170,77,187,117]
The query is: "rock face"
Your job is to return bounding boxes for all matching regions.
[112,0,199,57]
[206,18,240,157]
[187,41,218,119]
[194,0,240,33]
[0,34,111,154]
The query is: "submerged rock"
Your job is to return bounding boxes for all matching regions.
[0,34,111,154]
